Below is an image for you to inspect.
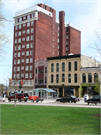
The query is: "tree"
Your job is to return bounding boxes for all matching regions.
[0,0,9,56]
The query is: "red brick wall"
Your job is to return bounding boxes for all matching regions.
[35,12,56,60]
[69,27,81,54]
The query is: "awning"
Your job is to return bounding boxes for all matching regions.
[30,88,55,92]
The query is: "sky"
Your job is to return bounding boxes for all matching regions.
[0,0,101,86]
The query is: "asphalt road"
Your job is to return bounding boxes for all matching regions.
[0,99,101,108]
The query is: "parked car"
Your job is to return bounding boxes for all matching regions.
[56,95,80,103]
[86,95,101,105]
[0,96,6,102]
[8,93,29,102]
[28,95,44,103]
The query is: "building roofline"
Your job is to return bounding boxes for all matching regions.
[47,54,81,60]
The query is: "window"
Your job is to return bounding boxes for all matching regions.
[66,35,69,39]
[30,81,32,85]
[18,38,21,43]
[94,73,98,82]
[23,30,25,34]
[30,73,32,78]
[14,60,16,64]
[62,74,65,82]
[17,59,20,64]
[82,73,86,83]
[66,47,68,51]
[26,58,29,63]
[23,23,26,27]
[19,17,22,22]
[27,29,30,34]
[62,62,65,71]
[15,25,18,30]
[45,67,47,73]
[22,44,25,48]
[74,74,77,83]
[23,16,26,20]
[57,45,59,49]
[21,74,24,77]
[57,38,59,42]
[31,35,33,40]
[58,32,59,36]
[35,78,37,83]
[15,39,17,44]
[35,68,37,74]
[17,74,19,79]
[27,36,29,41]
[31,21,34,26]
[66,41,69,45]
[27,15,30,19]
[32,13,35,18]
[31,28,33,33]
[68,74,71,83]
[30,58,33,63]
[25,81,28,85]
[16,18,18,23]
[45,77,47,83]
[88,73,92,83]
[56,74,59,83]
[56,63,59,72]
[68,62,71,71]
[25,74,28,78]
[19,24,21,29]
[14,74,16,79]
[17,67,20,71]
[27,22,30,27]
[57,51,59,55]
[22,37,25,41]
[26,44,29,48]
[26,51,29,56]
[74,61,77,71]
[22,59,24,62]
[15,46,17,51]
[15,32,17,37]
[14,53,17,57]
[51,74,53,83]
[38,79,43,84]
[30,50,33,55]
[31,43,33,48]
[26,66,29,71]
[18,52,20,57]
[21,66,24,70]
[14,67,16,71]
[22,52,25,55]
[30,65,32,70]
[51,63,54,72]
[18,45,21,50]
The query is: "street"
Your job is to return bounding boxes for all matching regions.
[0,98,101,108]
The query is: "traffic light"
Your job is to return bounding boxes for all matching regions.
[21,81,23,86]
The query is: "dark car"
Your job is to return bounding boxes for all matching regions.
[8,93,29,102]
[86,95,101,105]
[56,95,80,103]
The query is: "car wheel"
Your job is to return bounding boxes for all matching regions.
[24,100,27,102]
[8,99,11,102]
[18,99,21,102]
[31,100,34,102]
[74,102,76,103]
[36,101,38,103]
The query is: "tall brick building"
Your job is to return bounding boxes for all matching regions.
[11,3,81,93]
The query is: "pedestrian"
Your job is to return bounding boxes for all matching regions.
[57,93,58,98]
[84,93,88,102]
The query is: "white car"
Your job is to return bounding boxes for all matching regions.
[0,96,6,102]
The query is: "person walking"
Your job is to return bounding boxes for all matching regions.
[84,93,88,102]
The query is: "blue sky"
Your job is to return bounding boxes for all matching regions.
[0,0,101,86]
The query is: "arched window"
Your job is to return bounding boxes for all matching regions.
[56,74,59,83]
[88,73,92,83]
[94,73,98,82]
[51,74,53,83]
[82,73,86,83]
[51,63,54,72]
[68,74,71,83]
[62,74,65,82]
[74,74,77,83]
[62,62,65,71]
[56,63,59,72]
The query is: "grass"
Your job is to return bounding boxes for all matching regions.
[0,104,100,134]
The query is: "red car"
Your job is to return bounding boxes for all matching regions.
[28,96,44,103]
[8,93,29,102]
